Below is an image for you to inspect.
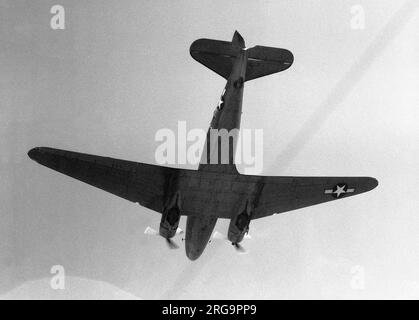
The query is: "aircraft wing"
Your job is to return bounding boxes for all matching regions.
[252,176,378,219]
[28,147,179,213]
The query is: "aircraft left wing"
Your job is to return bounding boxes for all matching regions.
[252,176,378,219]
[28,147,179,213]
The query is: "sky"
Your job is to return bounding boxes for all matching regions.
[1,0,419,299]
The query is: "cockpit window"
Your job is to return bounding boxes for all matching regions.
[218,100,224,110]
[216,89,226,110]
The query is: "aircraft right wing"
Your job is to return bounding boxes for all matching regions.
[27,147,181,214]
[252,176,378,219]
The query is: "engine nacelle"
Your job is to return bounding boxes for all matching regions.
[159,205,181,239]
[228,208,251,244]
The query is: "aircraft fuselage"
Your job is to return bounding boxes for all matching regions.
[184,42,248,260]
[28,32,376,262]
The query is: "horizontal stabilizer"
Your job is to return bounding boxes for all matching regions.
[246,45,294,81]
[190,33,293,81]
[190,39,239,79]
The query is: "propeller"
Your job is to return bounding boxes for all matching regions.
[144,226,183,249]
[232,242,248,254]
[211,230,249,254]
[166,238,179,249]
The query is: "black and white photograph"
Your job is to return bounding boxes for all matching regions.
[1,0,418,302]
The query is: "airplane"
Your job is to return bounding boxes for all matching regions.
[28,31,378,260]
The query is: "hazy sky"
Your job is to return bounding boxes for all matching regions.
[1,0,419,299]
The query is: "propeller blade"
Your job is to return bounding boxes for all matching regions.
[233,242,248,255]
[166,238,179,249]
[144,226,158,236]
[144,226,180,249]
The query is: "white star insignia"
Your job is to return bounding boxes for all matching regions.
[324,183,355,198]
[333,184,346,198]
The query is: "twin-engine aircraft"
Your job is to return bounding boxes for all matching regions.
[28,31,378,260]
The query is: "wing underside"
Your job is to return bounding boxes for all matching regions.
[28,148,378,219]
[28,147,179,213]
[252,176,378,219]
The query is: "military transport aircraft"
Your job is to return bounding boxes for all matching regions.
[28,31,378,260]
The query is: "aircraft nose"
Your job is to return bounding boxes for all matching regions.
[186,247,203,261]
[27,147,41,161]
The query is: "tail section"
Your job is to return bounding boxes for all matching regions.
[190,34,239,79]
[245,45,293,81]
[190,31,293,81]
[231,30,245,49]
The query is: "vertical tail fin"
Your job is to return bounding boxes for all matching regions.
[232,30,245,49]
